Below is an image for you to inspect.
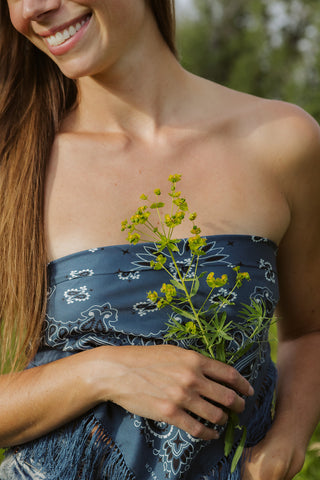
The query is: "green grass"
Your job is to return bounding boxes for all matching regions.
[297,426,320,479]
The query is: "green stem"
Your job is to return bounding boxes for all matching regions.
[214,280,238,316]
[168,248,215,359]
[155,208,167,237]
[189,254,199,293]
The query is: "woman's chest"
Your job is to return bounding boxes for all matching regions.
[44,135,289,261]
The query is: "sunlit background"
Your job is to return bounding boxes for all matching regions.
[175,0,320,122]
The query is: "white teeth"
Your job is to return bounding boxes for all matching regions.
[69,25,76,36]
[46,16,88,47]
[63,29,70,40]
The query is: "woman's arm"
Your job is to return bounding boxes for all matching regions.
[0,344,253,448]
[243,103,320,479]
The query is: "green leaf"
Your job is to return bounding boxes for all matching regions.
[227,343,253,365]
[224,412,239,457]
[190,277,200,296]
[150,202,165,209]
[231,426,247,473]
[169,243,180,252]
[219,332,234,341]
[190,346,213,358]
[216,342,226,362]
[170,278,186,291]
[198,271,207,279]
[224,421,235,457]
[170,305,196,321]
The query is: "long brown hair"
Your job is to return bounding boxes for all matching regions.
[149,0,177,57]
[0,1,177,373]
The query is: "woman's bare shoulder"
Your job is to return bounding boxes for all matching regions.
[202,79,320,168]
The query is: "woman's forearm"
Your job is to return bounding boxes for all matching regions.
[273,331,320,451]
[242,331,320,480]
[0,348,106,448]
[0,344,254,449]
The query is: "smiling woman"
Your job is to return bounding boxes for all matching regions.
[0,0,320,479]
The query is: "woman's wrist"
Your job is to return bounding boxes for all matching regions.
[264,416,308,462]
[80,345,125,405]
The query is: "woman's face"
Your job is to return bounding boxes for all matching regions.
[7,0,150,78]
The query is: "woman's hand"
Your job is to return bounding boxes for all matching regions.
[92,344,254,441]
[241,429,306,480]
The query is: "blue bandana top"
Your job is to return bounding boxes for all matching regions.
[2,235,279,480]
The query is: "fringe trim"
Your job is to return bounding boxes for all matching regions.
[10,413,136,480]
[197,439,242,480]
[245,361,277,446]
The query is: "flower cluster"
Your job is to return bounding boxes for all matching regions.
[121,174,207,256]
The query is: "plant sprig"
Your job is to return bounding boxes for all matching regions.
[121,174,273,473]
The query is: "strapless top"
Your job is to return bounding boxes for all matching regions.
[2,235,279,480]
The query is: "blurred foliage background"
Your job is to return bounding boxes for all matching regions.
[176,0,320,121]
[176,1,320,478]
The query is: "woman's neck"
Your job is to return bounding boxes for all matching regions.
[63,41,189,141]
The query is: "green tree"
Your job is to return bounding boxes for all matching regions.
[177,0,320,121]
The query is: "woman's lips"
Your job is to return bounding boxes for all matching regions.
[41,14,92,55]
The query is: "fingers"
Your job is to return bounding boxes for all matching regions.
[100,345,254,440]
[158,367,244,434]
[199,378,246,414]
[156,399,220,441]
[200,356,254,398]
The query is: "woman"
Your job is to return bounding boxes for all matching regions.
[0,0,319,478]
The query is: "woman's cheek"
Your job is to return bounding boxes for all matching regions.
[7,4,29,36]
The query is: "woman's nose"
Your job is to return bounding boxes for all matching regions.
[22,0,61,20]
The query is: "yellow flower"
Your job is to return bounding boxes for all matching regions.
[217,274,228,287]
[241,272,250,281]
[121,220,128,231]
[206,272,217,288]
[168,174,182,183]
[188,235,207,255]
[157,298,166,309]
[128,233,141,245]
[140,194,148,200]
[206,272,228,288]
[165,212,185,228]
[164,214,175,228]
[150,254,166,270]
[154,188,161,196]
[171,191,181,198]
[235,270,251,288]
[190,225,201,235]
[185,321,197,335]
[147,291,158,303]
[160,283,177,302]
[173,198,188,212]
[189,212,197,221]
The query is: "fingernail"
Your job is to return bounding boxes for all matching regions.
[248,385,255,396]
